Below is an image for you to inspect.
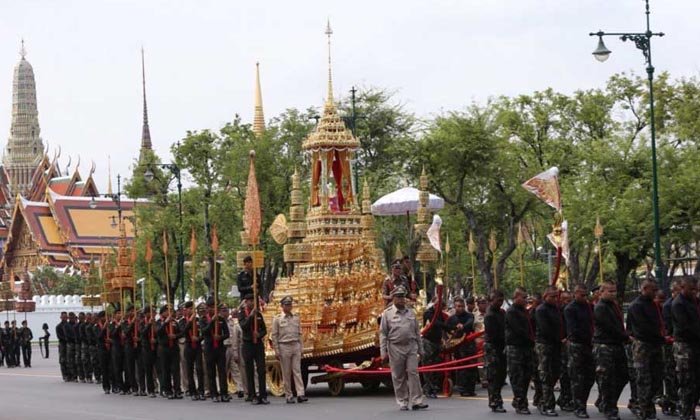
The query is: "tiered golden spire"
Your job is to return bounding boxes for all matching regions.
[325,19,334,106]
[252,62,265,138]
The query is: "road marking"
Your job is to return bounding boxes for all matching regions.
[0,371,62,379]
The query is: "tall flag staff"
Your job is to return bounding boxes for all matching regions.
[489,230,498,290]
[243,150,262,343]
[145,238,155,347]
[162,230,174,345]
[595,216,604,284]
[190,228,198,346]
[211,226,220,347]
[517,222,526,287]
[468,231,477,296]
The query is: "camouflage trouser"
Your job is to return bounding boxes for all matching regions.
[454,341,477,394]
[74,342,84,380]
[625,342,638,409]
[420,339,441,394]
[66,343,76,380]
[484,343,506,408]
[673,342,700,419]
[633,341,663,418]
[531,347,543,407]
[58,342,68,380]
[507,345,535,409]
[557,344,572,408]
[535,343,561,410]
[91,345,101,381]
[82,343,93,381]
[594,343,628,415]
[661,343,678,410]
[568,342,595,413]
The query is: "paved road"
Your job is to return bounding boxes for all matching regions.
[0,345,649,420]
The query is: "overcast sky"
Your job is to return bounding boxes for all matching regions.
[1,0,698,191]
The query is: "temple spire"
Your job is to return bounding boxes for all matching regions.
[325,19,334,106]
[139,47,152,156]
[252,62,265,138]
[107,155,113,195]
[20,39,26,60]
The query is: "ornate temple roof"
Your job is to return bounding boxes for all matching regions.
[301,22,360,152]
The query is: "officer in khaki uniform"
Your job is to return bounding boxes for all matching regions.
[271,296,308,404]
[380,286,428,411]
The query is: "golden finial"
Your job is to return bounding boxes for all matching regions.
[594,216,603,239]
[445,233,451,255]
[107,155,113,195]
[253,62,265,138]
[468,231,476,254]
[488,230,497,254]
[362,178,370,200]
[20,39,26,59]
[420,166,428,190]
[325,19,334,105]
[394,243,402,260]
[291,167,300,190]
[517,222,524,246]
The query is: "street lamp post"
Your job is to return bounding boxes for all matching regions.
[589,0,665,287]
[144,163,185,302]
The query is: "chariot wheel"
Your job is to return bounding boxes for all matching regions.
[327,360,345,397]
[266,360,285,397]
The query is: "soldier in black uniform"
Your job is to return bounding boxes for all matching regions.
[661,281,680,416]
[56,312,69,380]
[82,313,94,381]
[1,321,13,367]
[10,320,20,368]
[139,306,158,398]
[96,310,112,394]
[204,303,230,402]
[239,293,268,405]
[627,280,665,420]
[506,287,535,415]
[66,312,77,381]
[157,304,183,399]
[447,296,477,397]
[528,293,543,409]
[671,278,700,420]
[109,306,124,393]
[182,301,205,400]
[556,291,574,412]
[484,290,507,413]
[421,296,446,399]
[87,313,101,384]
[237,256,261,299]
[534,286,562,417]
[19,320,32,367]
[74,313,85,382]
[122,304,138,394]
[593,281,629,420]
[564,284,595,419]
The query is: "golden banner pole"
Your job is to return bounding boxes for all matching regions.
[517,222,525,287]
[489,230,498,291]
[595,216,604,284]
[469,231,477,296]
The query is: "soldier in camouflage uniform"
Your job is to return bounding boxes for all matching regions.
[671,278,700,420]
[88,314,102,383]
[594,282,629,420]
[506,287,535,415]
[565,284,595,419]
[66,312,78,382]
[484,290,507,413]
[556,291,574,412]
[81,313,94,383]
[75,312,86,382]
[661,282,680,416]
[534,286,562,417]
[627,280,665,420]
[421,296,446,399]
[625,341,639,415]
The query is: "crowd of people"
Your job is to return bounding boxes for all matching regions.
[0,318,33,368]
[55,255,307,406]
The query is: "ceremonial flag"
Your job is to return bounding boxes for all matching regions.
[243,150,262,245]
[145,239,153,263]
[522,167,562,212]
[189,228,197,256]
[211,225,219,253]
[426,214,442,252]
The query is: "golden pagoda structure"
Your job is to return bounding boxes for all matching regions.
[414,168,438,297]
[260,23,422,395]
[101,220,135,306]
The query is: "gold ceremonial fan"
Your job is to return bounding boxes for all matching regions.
[269,213,288,245]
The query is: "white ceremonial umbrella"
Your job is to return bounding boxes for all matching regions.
[371,187,445,216]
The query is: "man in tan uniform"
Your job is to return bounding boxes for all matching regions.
[380,286,428,411]
[271,296,308,404]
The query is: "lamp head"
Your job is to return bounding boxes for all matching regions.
[143,169,154,183]
[593,36,612,62]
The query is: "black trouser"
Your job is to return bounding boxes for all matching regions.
[3,343,15,366]
[185,345,204,395]
[42,337,50,358]
[157,344,181,395]
[242,341,267,399]
[124,345,137,392]
[99,348,111,392]
[207,345,228,397]
[91,345,101,381]
[110,345,124,391]
[75,341,84,380]
[140,347,156,394]
[21,343,31,367]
